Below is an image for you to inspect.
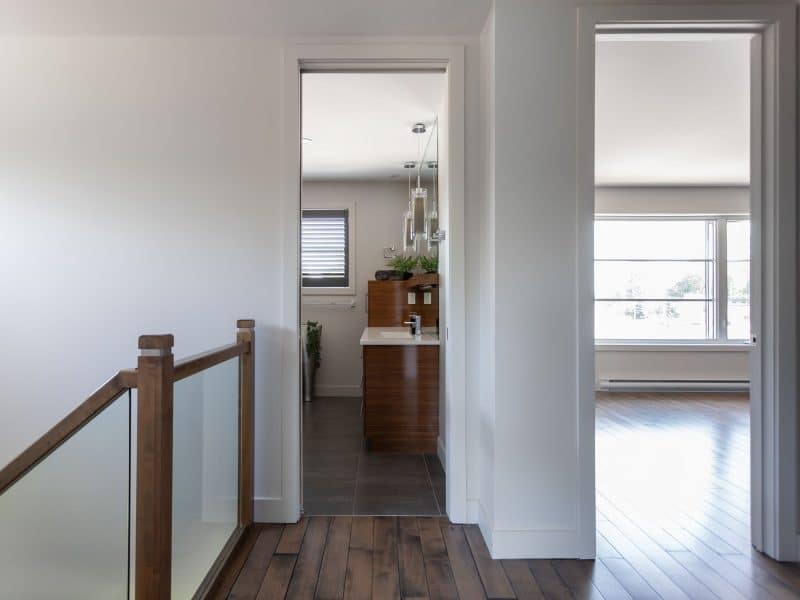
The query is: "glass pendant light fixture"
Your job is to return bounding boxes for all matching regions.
[403,162,416,252]
[400,121,440,254]
[427,161,439,252]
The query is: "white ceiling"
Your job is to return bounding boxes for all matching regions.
[0,0,491,35]
[595,35,751,186]
[302,72,445,181]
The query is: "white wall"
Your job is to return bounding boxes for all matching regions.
[0,36,287,519]
[301,180,408,397]
[478,4,497,533]
[595,185,749,214]
[0,35,480,525]
[479,0,586,557]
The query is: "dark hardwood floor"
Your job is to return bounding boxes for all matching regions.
[216,393,800,599]
[303,397,445,516]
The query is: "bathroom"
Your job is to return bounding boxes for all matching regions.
[300,71,447,516]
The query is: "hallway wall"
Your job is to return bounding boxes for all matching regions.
[0,34,484,525]
[0,36,287,517]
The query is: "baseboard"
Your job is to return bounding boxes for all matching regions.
[466,499,480,523]
[314,384,362,398]
[254,497,299,523]
[478,502,582,558]
[437,437,447,472]
[597,378,749,392]
[488,527,583,559]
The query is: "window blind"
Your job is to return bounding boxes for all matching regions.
[301,209,350,288]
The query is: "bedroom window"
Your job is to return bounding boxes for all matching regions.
[301,208,350,290]
[595,216,750,343]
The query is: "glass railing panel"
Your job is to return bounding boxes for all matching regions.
[0,391,131,600]
[172,357,239,598]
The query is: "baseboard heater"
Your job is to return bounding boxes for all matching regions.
[597,379,750,392]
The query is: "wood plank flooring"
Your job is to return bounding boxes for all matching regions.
[216,393,800,599]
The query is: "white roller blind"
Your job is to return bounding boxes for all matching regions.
[301,209,349,288]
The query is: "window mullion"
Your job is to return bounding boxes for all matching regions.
[716,218,728,341]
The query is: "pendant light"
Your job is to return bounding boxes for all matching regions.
[403,162,416,252]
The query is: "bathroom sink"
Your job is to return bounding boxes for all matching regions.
[379,331,413,340]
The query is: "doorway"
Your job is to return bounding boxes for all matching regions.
[298,69,449,517]
[593,33,755,568]
[577,4,798,562]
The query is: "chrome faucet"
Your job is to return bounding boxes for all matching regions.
[404,313,422,336]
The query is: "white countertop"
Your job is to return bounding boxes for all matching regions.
[360,326,440,346]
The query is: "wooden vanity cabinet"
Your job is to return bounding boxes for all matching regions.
[362,345,439,453]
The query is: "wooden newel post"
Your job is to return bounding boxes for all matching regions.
[237,320,255,527]
[136,334,175,600]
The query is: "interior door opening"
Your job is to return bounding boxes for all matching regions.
[299,70,448,517]
[592,29,764,575]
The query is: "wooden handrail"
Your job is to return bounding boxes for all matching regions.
[172,341,250,382]
[0,370,138,495]
[0,320,256,600]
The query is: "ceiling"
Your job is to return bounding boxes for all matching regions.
[0,0,491,35]
[302,72,445,181]
[595,35,751,186]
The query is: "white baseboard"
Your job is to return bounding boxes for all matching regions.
[466,499,480,524]
[478,502,582,558]
[254,497,299,523]
[488,527,583,559]
[437,437,447,472]
[314,384,362,398]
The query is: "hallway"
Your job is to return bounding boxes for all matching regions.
[217,394,800,599]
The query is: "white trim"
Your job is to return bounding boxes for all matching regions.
[282,42,468,525]
[478,503,581,559]
[437,436,447,471]
[466,499,480,523]
[314,384,362,398]
[578,3,797,561]
[254,496,289,523]
[595,342,751,352]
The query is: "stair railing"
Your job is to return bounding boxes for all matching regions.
[0,319,256,600]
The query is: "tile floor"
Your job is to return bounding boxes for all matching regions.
[302,397,446,516]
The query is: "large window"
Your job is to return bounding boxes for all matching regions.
[301,208,350,289]
[595,217,750,343]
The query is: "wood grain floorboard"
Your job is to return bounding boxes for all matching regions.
[230,525,283,600]
[372,516,401,600]
[216,395,800,600]
[285,517,330,600]
[316,516,352,599]
[257,555,297,600]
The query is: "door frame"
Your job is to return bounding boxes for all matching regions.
[279,42,468,523]
[577,3,797,560]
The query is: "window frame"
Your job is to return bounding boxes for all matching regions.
[301,204,356,296]
[594,213,751,346]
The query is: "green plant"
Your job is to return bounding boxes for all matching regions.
[305,321,322,370]
[418,254,438,273]
[388,254,418,273]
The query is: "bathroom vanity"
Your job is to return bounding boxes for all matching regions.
[360,328,439,452]
[361,278,440,452]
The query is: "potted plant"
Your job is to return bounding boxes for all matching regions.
[387,254,418,280]
[418,254,438,274]
[303,320,322,403]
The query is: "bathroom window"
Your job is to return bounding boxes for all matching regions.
[301,208,351,291]
[595,216,750,343]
